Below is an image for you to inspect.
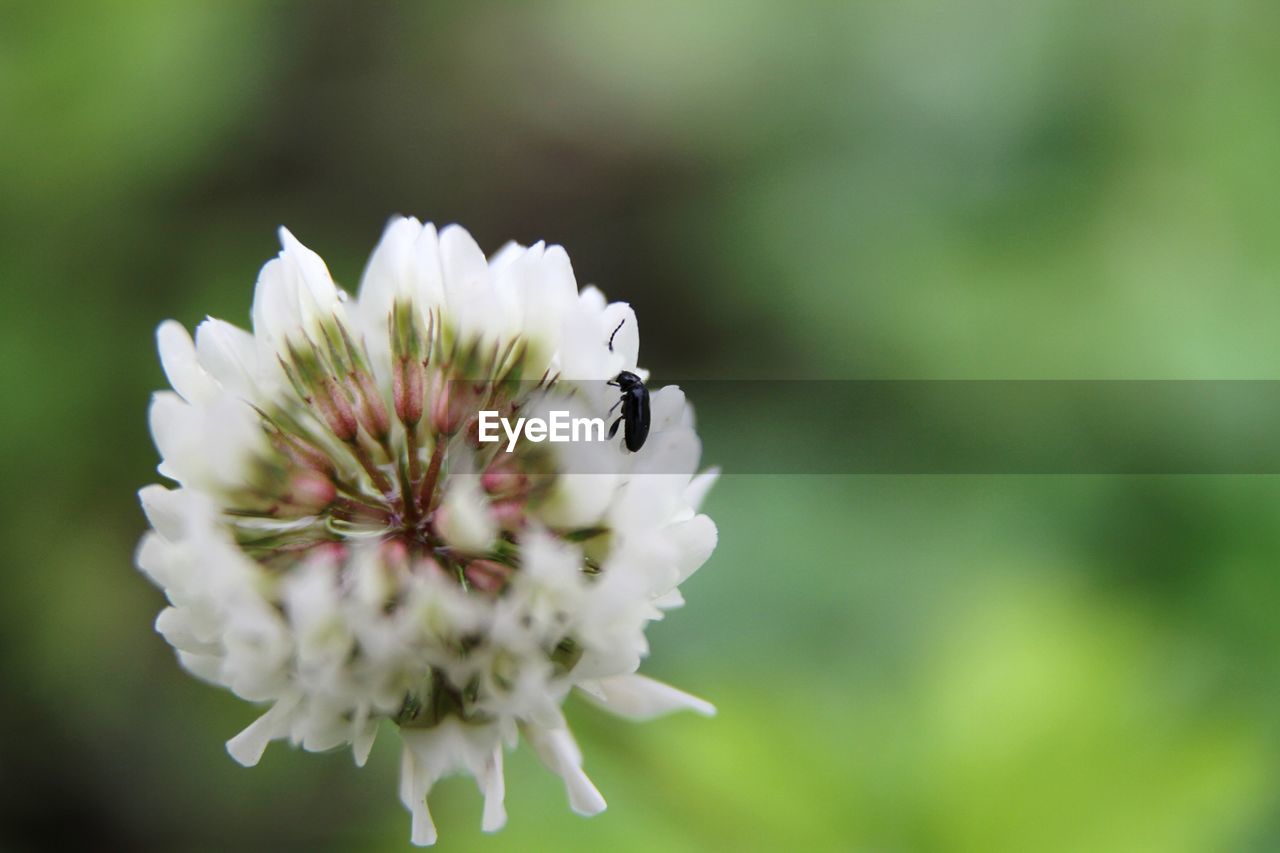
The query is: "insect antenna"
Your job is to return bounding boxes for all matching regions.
[607,318,625,352]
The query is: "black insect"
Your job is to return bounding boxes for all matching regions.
[606,319,651,452]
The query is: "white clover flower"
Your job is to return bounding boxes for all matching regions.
[136,218,719,846]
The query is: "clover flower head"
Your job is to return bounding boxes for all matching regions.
[137,218,718,845]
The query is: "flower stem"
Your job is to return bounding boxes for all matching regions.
[397,457,418,527]
[347,438,393,495]
[417,436,447,514]
[406,423,422,483]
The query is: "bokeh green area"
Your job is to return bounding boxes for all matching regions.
[4,2,1280,850]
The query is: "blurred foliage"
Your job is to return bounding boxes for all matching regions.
[4,1,1280,850]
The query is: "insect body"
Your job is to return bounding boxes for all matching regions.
[606,319,651,452]
[607,370,651,452]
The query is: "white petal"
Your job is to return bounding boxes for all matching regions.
[359,216,421,307]
[495,241,578,374]
[525,724,606,816]
[571,630,644,681]
[250,256,299,347]
[226,695,299,767]
[148,391,199,484]
[683,467,720,512]
[156,606,220,654]
[301,713,348,752]
[399,745,437,847]
[157,320,218,403]
[487,239,525,268]
[652,588,685,609]
[410,221,446,307]
[352,718,378,768]
[630,386,701,476]
[538,472,618,528]
[412,808,437,847]
[278,226,342,323]
[398,742,418,808]
[578,673,715,720]
[195,318,261,399]
[578,285,607,313]
[436,475,496,553]
[176,650,223,685]
[480,745,507,833]
[601,301,639,368]
[439,224,488,295]
[138,484,185,541]
[668,514,718,584]
[134,532,176,588]
[440,224,516,343]
[540,245,580,309]
[557,300,614,380]
[202,395,268,490]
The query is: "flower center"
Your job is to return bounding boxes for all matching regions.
[224,323,561,596]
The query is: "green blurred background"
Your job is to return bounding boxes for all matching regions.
[4,1,1280,850]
